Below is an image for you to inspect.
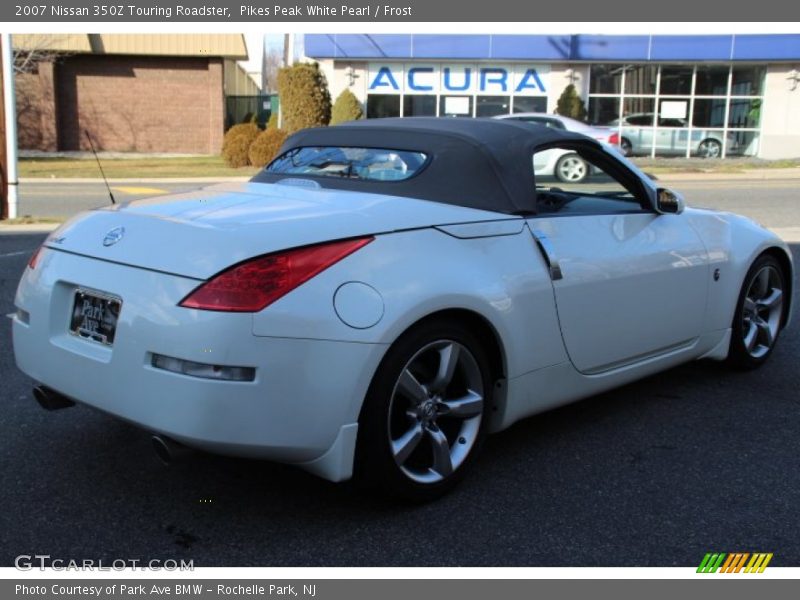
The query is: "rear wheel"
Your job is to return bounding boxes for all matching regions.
[619,137,633,156]
[697,138,722,158]
[727,254,786,370]
[555,153,589,183]
[355,319,492,501]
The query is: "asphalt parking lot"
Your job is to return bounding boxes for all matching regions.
[1,194,799,567]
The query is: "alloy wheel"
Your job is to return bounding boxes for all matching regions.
[387,340,484,484]
[698,139,722,158]
[556,155,588,182]
[741,265,784,359]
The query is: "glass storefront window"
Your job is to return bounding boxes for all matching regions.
[654,129,690,157]
[586,63,764,159]
[624,65,657,95]
[731,66,765,96]
[689,131,727,158]
[512,96,547,113]
[694,66,729,96]
[439,95,473,118]
[589,65,623,94]
[587,97,619,125]
[728,98,762,128]
[476,96,511,117]
[403,95,437,117]
[727,130,760,157]
[659,66,694,95]
[692,98,726,127]
[367,95,400,119]
[622,97,655,123]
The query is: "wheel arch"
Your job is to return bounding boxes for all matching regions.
[359,307,509,425]
[761,246,794,328]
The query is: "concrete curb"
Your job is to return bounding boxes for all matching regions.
[651,168,800,182]
[20,177,251,184]
[0,223,62,233]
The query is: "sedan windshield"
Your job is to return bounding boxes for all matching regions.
[266,146,429,182]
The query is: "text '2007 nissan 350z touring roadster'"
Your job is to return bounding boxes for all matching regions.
[12,118,794,501]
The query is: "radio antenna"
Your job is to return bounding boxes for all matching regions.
[84,130,115,205]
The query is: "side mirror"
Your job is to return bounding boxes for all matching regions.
[655,188,685,214]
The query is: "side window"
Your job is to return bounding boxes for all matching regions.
[626,115,654,126]
[532,146,650,215]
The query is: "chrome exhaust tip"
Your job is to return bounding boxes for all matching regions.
[33,385,75,411]
[151,434,192,466]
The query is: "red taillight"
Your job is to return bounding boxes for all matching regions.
[28,246,43,270]
[608,132,620,145]
[179,237,374,312]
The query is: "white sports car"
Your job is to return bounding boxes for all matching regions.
[12,118,793,501]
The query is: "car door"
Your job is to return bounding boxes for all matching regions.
[528,144,710,374]
[621,114,655,155]
[656,118,689,156]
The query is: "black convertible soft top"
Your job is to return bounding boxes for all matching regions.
[250,117,601,215]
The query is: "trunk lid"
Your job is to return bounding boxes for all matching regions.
[45,182,509,279]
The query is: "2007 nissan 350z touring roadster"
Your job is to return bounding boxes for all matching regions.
[13,118,794,500]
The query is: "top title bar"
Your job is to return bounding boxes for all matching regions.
[3,0,800,22]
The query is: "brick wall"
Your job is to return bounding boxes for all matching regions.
[18,54,225,154]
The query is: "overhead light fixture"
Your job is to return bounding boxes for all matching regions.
[788,68,800,91]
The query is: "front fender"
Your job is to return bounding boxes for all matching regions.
[687,208,794,332]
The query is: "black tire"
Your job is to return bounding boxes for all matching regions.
[727,254,786,370]
[354,318,493,502]
[620,137,633,156]
[554,153,589,183]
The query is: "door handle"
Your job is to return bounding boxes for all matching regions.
[531,228,563,281]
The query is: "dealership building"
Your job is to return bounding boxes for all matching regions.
[305,34,800,159]
[14,34,261,154]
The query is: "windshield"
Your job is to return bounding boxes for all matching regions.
[266,146,429,182]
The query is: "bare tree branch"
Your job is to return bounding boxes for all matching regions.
[263,47,283,94]
[13,34,73,74]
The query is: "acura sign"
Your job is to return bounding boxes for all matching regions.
[368,63,550,96]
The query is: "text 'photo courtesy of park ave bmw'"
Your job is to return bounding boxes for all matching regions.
[6,35,800,502]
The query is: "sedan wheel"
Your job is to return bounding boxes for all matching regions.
[555,154,589,183]
[728,255,786,369]
[356,319,492,501]
[697,138,722,158]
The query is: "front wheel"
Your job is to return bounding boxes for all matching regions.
[355,319,492,501]
[555,153,589,183]
[727,254,786,370]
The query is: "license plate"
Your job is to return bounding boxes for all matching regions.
[69,289,122,346]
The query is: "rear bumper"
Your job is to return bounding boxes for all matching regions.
[12,248,386,480]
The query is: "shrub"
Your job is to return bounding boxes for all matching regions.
[277,62,331,134]
[221,123,259,168]
[248,128,289,168]
[555,84,587,122]
[266,112,279,130]
[330,89,363,125]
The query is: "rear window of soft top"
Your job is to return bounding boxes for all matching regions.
[266,146,429,182]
